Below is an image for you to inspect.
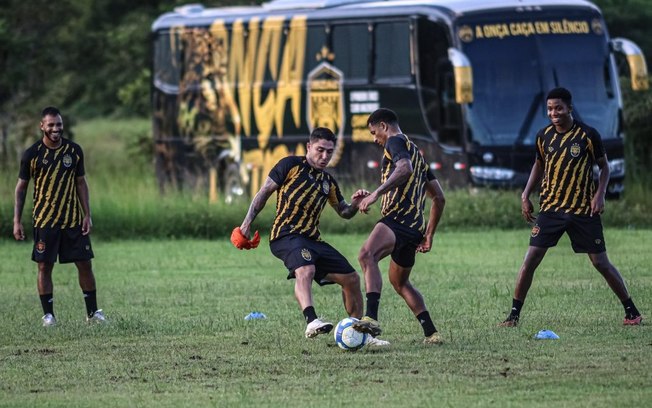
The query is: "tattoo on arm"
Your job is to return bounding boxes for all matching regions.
[242,178,278,227]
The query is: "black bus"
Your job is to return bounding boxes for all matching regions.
[151,0,648,202]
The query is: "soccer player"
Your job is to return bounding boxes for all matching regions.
[236,127,386,344]
[13,106,106,327]
[500,87,642,327]
[352,108,446,344]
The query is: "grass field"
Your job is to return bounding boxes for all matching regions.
[1,229,650,407]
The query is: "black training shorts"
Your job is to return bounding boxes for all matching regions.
[379,217,424,268]
[32,226,94,264]
[529,211,606,254]
[269,234,355,286]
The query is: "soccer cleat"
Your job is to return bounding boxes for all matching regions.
[42,313,56,327]
[352,316,382,337]
[498,315,519,327]
[86,309,107,324]
[305,318,333,338]
[623,315,642,326]
[365,336,390,347]
[423,332,444,345]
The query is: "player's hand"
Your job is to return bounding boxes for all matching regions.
[351,189,370,201]
[521,198,535,223]
[82,215,93,235]
[358,191,378,214]
[417,235,433,253]
[230,227,260,250]
[13,221,25,241]
[590,194,605,217]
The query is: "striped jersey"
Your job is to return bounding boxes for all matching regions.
[535,121,605,215]
[19,138,86,228]
[380,134,436,234]
[269,156,345,241]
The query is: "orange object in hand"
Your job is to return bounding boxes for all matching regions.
[230,227,260,250]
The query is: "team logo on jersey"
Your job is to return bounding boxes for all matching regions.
[301,248,312,261]
[322,180,330,195]
[306,61,344,166]
[531,225,540,238]
[570,143,581,158]
[36,240,46,254]
[457,25,474,43]
[62,154,73,168]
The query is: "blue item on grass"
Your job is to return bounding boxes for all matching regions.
[245,311,267,320]
[535,329,560,339]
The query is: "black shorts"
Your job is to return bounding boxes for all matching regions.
[269,234,355,286]
[32,226,94,264]
[529,211,606,254]
[379,217,424,268]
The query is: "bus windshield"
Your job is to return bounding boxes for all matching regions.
[459,12,619,146]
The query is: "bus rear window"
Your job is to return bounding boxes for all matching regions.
[153,31,182,91]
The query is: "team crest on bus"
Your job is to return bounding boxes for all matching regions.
[301,248,312,261]
[531,225,540,238]
[591,19,604,35]
[306,61,345,166]
[62,154,73,168]
[570,143,581,157]
[458,25,474,43]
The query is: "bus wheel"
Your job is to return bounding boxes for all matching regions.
[224,164,245,204]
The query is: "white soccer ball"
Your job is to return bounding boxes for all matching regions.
[334,317,367,351]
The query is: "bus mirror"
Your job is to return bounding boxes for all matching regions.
[611,38,649,91]
[447,48,473,104]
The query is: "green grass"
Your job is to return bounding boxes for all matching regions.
[1,230,650,407]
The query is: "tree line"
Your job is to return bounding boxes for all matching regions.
[0,0,650,178]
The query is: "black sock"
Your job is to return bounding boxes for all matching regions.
[83,290,98,317]
[365,292,381,320]
[622,298,640,319]
[40,293,54,316]
[303,306,317,323]
[417,311,437,337]
[508,299,524,319]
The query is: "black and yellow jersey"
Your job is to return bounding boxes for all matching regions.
[380,134,436,234]
[536,121,605,215]
[19,138,86,228]
[269,156,344,242]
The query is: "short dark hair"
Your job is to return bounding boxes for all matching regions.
[367,108,399,127]
[546,88,572,106]
[41,106,61,118]
[310,127,336,143]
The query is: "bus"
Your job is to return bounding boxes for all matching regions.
[151,0,648,202]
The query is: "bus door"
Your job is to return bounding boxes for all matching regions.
[416,18,467,187]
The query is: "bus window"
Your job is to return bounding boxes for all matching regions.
[332,24,370,83]
[306,24,328,73]
[416,20,461,146]
[153,30,182,91]
[374,22,411,83]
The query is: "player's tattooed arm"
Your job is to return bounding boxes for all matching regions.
[240,177,278,237]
